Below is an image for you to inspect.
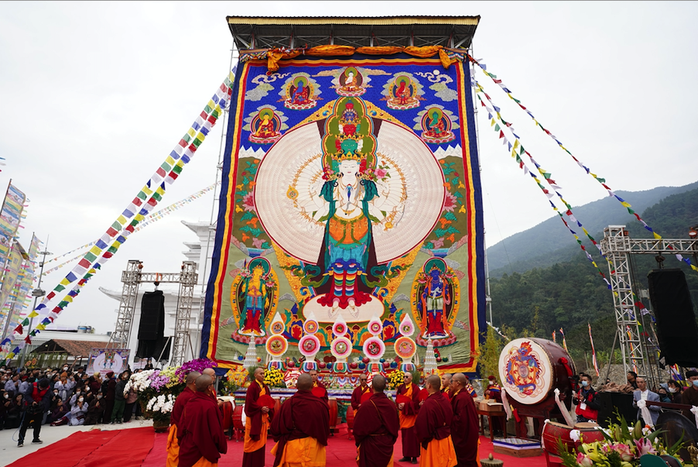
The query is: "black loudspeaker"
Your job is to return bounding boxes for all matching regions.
[648,268,698,367]
[597,392,636,428]
[136,290,169,359]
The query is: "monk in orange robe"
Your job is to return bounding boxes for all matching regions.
[243,367,273,467]
[309,369,329,403]
[415,375,457,467]
[177,375,228,467]
[270,373,329,467]
[396,372,421,464]
[353,375,400,467]
[449,374,479,467]
[167,371,200,467]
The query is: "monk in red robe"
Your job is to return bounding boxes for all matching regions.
[441,374,452,400]
[309,369,329,403]
[243,367,273,467]
[449,374,479,467]
[353,375,400,467]
[396,372,421,464]
[177,375,228,467]
[167,371,201,467]
[351,374,371,412]
[415,375,457,467]
[270,373,330,467]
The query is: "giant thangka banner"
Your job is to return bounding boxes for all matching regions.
[202,48,486,373]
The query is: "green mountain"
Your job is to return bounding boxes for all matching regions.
[487,181,698,277]
[488,185,698,363]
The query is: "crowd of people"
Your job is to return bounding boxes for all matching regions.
[574,369,698,426]
[166,368,488,467]
[0,364,144,447]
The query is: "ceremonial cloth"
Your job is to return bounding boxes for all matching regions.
[354,392,400,467]
[178,392,227,467]
[397,382,421,457]
[270,389,330,467]
[313,382,329,403]
[449,389,479,467]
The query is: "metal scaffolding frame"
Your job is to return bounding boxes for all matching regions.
[108,260,198,367]
[600,225,698,378]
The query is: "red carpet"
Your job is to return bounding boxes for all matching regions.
[12,423,547,466]
[8,427,156,467]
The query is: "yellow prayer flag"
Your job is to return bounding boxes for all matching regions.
[155,186,166,196]
[513,140,520,150]
[36,324,45,331]
[134,214,145,222]
[142,186,153,196]
[187,128,196,138]
[7,353,14,359]
[28,310,39,318]
[64,296,73,303]
[620,202,631,208]
[60,278,71,286]
[165,156,175,166]
[116,215,127,225]
[653,232,662,240]
[196,132,206,141]
[89,246,102,256]
[207,99,216,109]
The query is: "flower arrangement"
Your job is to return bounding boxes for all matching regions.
[388,370,405,389]
[146,394,175,423]
[264,367,286,388]
[558,416,683,467]
[174,358,217,383]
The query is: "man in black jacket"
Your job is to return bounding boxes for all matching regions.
[18,378,52,447]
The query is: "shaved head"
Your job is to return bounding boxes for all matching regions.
[372,375,386,392]
[453,373,467,385]
[196,374,213,392]
[426,375,441,392]
[186,371,201,385]
[297,373,313,391]
[203,368,216,377]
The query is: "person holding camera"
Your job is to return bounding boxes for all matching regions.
[18,378,52,447]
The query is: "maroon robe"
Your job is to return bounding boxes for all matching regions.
[353,392,400,467]
[416,392,453,450]
[243,380,274,467]
[397,382,421,458]
[313,381,329,403]
[270,389,330,467]
[450,389,479,467]
[351,384,371,411]
[177,392,227,467]
[171,387,195,428]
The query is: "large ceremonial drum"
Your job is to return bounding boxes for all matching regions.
[220,400,234,431]
[498,338,576,418]
[542,421,604,456]
[329,399,339,431]
[233,405,245,431]
[346,406,355,431]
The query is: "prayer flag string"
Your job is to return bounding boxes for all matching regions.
[0,71,235,361]
[467,54,698,274]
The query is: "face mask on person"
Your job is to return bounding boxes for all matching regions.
[97,395,103,399]
[693,380,698,388]
[669,388,677,393]
[489,381,494,386]
[54,391,59,396]
[78,397,84,402]
[581,381,589,387]
[4,394,8,399]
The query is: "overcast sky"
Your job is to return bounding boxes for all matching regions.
[1,2,697,335]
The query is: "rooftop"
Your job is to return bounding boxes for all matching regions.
[226,15,480,50]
